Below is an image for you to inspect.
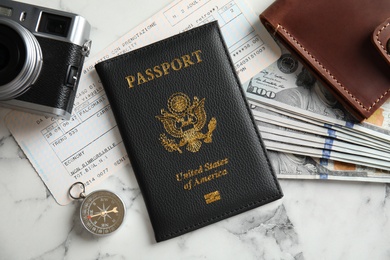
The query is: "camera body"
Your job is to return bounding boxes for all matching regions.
[0,0,91,119]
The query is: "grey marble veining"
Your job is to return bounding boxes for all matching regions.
[1,0,390,259]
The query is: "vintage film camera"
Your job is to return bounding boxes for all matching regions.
[0,0,91,119]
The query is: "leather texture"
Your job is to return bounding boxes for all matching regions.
[16,37,85,113]
[260,0,390,121]
[95,21,283,242]
[373,18,390,66]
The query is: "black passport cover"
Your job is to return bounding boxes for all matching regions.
[95,21,283,242]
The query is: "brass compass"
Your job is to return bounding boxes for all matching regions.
[69,182,126,236]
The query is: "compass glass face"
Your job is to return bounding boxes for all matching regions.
[80,190,125,236]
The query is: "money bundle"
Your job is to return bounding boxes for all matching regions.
[243,45,390,183]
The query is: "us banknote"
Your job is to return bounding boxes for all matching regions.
[259,127,389,161]
[252,104,390,153]
[243,44,390,144]
[251,102,390,152]
[264,139,390,171]
[255,111,390,181]
[245,43,390,181]
[266,150,390,182]
[252,107,390,171]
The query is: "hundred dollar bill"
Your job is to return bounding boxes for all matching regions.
[265,139,390,171]
[254,111,390,170]
[263,137,390,171]
[258,126,389,161]
[252,105,390,152]
[243,43,390,144]
[267,150,390,183]
[252,105,390,177]
[251,102,390,151]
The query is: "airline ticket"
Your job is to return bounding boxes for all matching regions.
[5,0,280,205]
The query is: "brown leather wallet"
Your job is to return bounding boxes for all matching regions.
[260,0,390,121]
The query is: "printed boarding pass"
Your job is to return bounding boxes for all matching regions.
[5,0,281,205]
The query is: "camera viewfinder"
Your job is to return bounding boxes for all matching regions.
[38,12,71,37]
[0,6,13,17]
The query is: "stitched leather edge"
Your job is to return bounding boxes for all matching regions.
[97,21,283,241]
[277,24,390,113]
[375,22,390,56]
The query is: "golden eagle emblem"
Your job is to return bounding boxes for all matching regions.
[156,92,217,153]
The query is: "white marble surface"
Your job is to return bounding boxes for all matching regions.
[1,0,390,259]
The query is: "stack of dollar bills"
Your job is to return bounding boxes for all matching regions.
[243,44,390,183]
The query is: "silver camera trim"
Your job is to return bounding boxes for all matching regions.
[0,0,91,119]
[0,0,91,47]
[33,11,91,47]
[0,98,71,119]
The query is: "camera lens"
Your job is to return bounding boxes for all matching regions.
[0,42,10,70]
[0,18,42,100]
[0,24,26,85]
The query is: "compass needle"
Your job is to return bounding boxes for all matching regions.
[69,183,126,236]
[87,207,120,219]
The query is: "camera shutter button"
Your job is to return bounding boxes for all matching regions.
[66,66,78,88]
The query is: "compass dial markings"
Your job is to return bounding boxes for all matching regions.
[79,190,125,236]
